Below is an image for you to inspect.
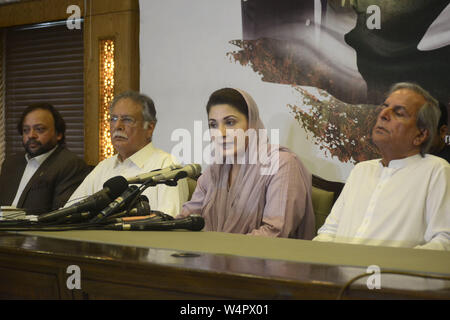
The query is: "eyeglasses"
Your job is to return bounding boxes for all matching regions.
[110,115,140,127]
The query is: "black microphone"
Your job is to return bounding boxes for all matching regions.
[59,195,150,224]
[89,185,140,223]
[104,214,204,231]
[144,164,201,184]
[126,164,183,184]
[132,195,151,216]
[38,176,128,223]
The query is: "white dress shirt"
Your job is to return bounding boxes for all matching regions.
[11,146,58,207]
[67,143,189,217]
[314,154,450,250]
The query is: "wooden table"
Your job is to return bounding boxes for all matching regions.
[0,230,449,300]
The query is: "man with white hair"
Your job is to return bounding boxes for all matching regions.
[68,91,189,217]
[314,82,450,250]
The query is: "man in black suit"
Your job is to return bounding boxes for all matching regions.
[0,103,90,215]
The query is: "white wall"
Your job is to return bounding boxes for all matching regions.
[139,0,355,182]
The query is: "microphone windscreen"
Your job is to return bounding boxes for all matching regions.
[103,176,129,198]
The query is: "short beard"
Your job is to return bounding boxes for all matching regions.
[24,139,57,158]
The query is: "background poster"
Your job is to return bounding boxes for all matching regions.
[140,0,450,182]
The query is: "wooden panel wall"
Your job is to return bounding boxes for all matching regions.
[0,0,140,165]
[84,0,139,165]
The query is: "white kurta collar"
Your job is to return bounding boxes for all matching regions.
[378,153,422,170]
[113,142,155,169]
[25,145,58,165]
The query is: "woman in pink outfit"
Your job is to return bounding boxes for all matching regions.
[178,88,315,239]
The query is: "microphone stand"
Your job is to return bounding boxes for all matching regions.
[122,171,187,218]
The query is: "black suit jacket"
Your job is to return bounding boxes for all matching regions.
[433,144,450,163]
[0,145,90,215]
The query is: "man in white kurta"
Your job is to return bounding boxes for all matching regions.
[67,92,188,217]
[314,154,449,249]
[314,83,450,250]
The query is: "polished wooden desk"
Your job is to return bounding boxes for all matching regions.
[0,230,449,300]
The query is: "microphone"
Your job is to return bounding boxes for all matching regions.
[132,195,151,215]
[89,185,140,223]
[56,211,95,224]
[104,214,205,231]
[126,164,183,184]
[103,195,151,222]
[110,210,172,224]
[61,196,151,224]
[144,164,201,184]
[38,176,128,223]
[124,195,150,216]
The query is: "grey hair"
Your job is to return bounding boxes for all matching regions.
[387,82,441,156]
[109,91,157,128]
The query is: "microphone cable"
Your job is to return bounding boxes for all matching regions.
[0,220,106,232]
[0,213,175,231]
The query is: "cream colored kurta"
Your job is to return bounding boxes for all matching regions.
[314,154,450,250]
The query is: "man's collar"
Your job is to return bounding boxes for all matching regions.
[378,153,422,169]
[114,142,155,168]
[25,145,59,165]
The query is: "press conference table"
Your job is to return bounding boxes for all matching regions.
[0,230,449,299]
